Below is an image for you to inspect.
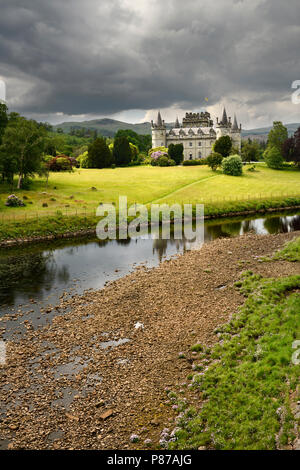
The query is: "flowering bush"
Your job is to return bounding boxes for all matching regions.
[150,152,175,167]
[47,154,78,171]
[5,194,25,207]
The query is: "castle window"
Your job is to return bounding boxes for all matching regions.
[189,142,192,147]
[189,153,193,160]
[198,141,201,146]
[198,151,201,158]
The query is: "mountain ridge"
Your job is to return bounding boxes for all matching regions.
[54,118,299,140]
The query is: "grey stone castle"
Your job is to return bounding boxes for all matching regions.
[151,108,242,160]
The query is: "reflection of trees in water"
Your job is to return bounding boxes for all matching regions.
[152,237,190,261]
[264,215,300,234]
[205,221,242,240]
[0,250,67,305]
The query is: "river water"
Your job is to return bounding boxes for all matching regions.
[0,210,299,339]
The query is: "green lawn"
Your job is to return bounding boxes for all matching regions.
[0,165,300,221]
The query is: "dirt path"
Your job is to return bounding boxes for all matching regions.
[0,231,299,450]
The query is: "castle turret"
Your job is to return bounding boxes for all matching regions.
[151,111,166,148]
[231,114,242,152]
[174,116,180,128]
[216,107,231,139]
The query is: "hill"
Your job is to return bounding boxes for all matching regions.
[241,122,299,142]
[54,118,300,140]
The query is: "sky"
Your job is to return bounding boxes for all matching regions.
[0,0,299,129]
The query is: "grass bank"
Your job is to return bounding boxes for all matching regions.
[1,196,300,244]
[0,165,300,243]
[169,237,300,450]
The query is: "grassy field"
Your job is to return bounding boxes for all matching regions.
[169,237,300,450]
[0,165,300,241]
[0,165,300,217]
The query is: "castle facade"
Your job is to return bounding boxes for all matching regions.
[151,109,242,160]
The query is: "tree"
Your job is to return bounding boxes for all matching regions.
[113,136,132,166]
[214,135,232,158]
[114,129,151,153]
[0,103,8,146]
[267,121,288,152]
[222,155,243,176]
[168,143,184,165]
[0,116,47,188]
[207,152,223,171]
[87,137,113,168]
[263,146,284,169]
[241,139,261,162]
[282,127,300,168]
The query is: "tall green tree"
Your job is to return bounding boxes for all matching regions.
[168,143,184,165]
[214,135,232,158]
[113,136,132,166]
[241,139,262,162]
[0,116,47,188]
[282,127,300,168]
[263,146,284,169]
[0,103,8,145]
[207,152,223,171]
[267,121,288,152]
[114,129,151,153]
[87,137,113,168]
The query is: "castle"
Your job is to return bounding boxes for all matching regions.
[151,108,242,160]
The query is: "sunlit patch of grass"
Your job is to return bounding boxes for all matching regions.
[170,270,300,450]
[273,236,300,262]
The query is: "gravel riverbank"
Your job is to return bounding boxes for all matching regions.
[0,231,299,450]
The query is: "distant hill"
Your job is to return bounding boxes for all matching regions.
[241,123,300,142]
[54,118,300,141]
[54,118,153,137]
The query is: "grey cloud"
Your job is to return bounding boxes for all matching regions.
[0,0,299,122]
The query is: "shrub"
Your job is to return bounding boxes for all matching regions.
[207,152,223,171]
[157,155,169,167]
[222,154,243,176]
[182,158,207,166]
[264,146,284,169]
[5,194,25,207]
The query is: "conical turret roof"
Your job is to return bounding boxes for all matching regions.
[156,111,162,127]
[221,107,228,125]
[232,114,238,131]
[174,116,180,128]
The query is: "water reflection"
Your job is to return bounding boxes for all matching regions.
[0,211,299,313]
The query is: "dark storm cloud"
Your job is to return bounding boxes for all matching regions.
[0,0,299,119]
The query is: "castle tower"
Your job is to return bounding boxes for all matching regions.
[151,111,166,148]
[230,114,242,153]
[216,107,231,139]
[174,116,180,128]
[216,108,242,153]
